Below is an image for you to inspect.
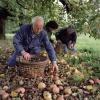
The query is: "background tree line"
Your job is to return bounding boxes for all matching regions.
[0,0,100,39]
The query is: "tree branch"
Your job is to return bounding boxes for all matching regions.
[16,0,28,9]
[59,0,72,13]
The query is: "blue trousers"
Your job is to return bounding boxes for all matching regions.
[7,51,20,66]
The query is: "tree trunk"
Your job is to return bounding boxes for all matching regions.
[0,17,6,39]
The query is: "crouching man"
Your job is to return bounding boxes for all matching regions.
[6,16,58,73]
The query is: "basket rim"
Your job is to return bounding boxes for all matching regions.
[16,55,49,65]
[17,59,49,65]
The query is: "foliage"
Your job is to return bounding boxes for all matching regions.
[67,0,100,38]
[0,0,100,38]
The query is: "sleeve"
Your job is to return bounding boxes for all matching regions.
[13,26,25,53]
[71,32,77,45]
[72,32,77,43]
[42,32,57,64]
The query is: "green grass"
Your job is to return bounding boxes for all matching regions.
[77,34,100,55]
[51,33,100,55]
[5,33,100,55]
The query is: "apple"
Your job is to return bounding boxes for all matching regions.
[43,91,52,100]
[38,82,46,89]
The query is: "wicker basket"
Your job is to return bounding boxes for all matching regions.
[16,54,49,78]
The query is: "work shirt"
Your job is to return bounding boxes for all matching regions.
[13,24,57,63]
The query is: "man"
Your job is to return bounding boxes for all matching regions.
[45,20,58,44]
[55,25,77,54]
[7,16,58,73]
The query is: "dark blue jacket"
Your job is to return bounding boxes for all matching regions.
[13,24,56,62]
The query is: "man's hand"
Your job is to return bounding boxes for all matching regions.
[51,63,59,75]
[21,51,31,61]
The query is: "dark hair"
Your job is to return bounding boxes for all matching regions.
[45,20,58,29]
